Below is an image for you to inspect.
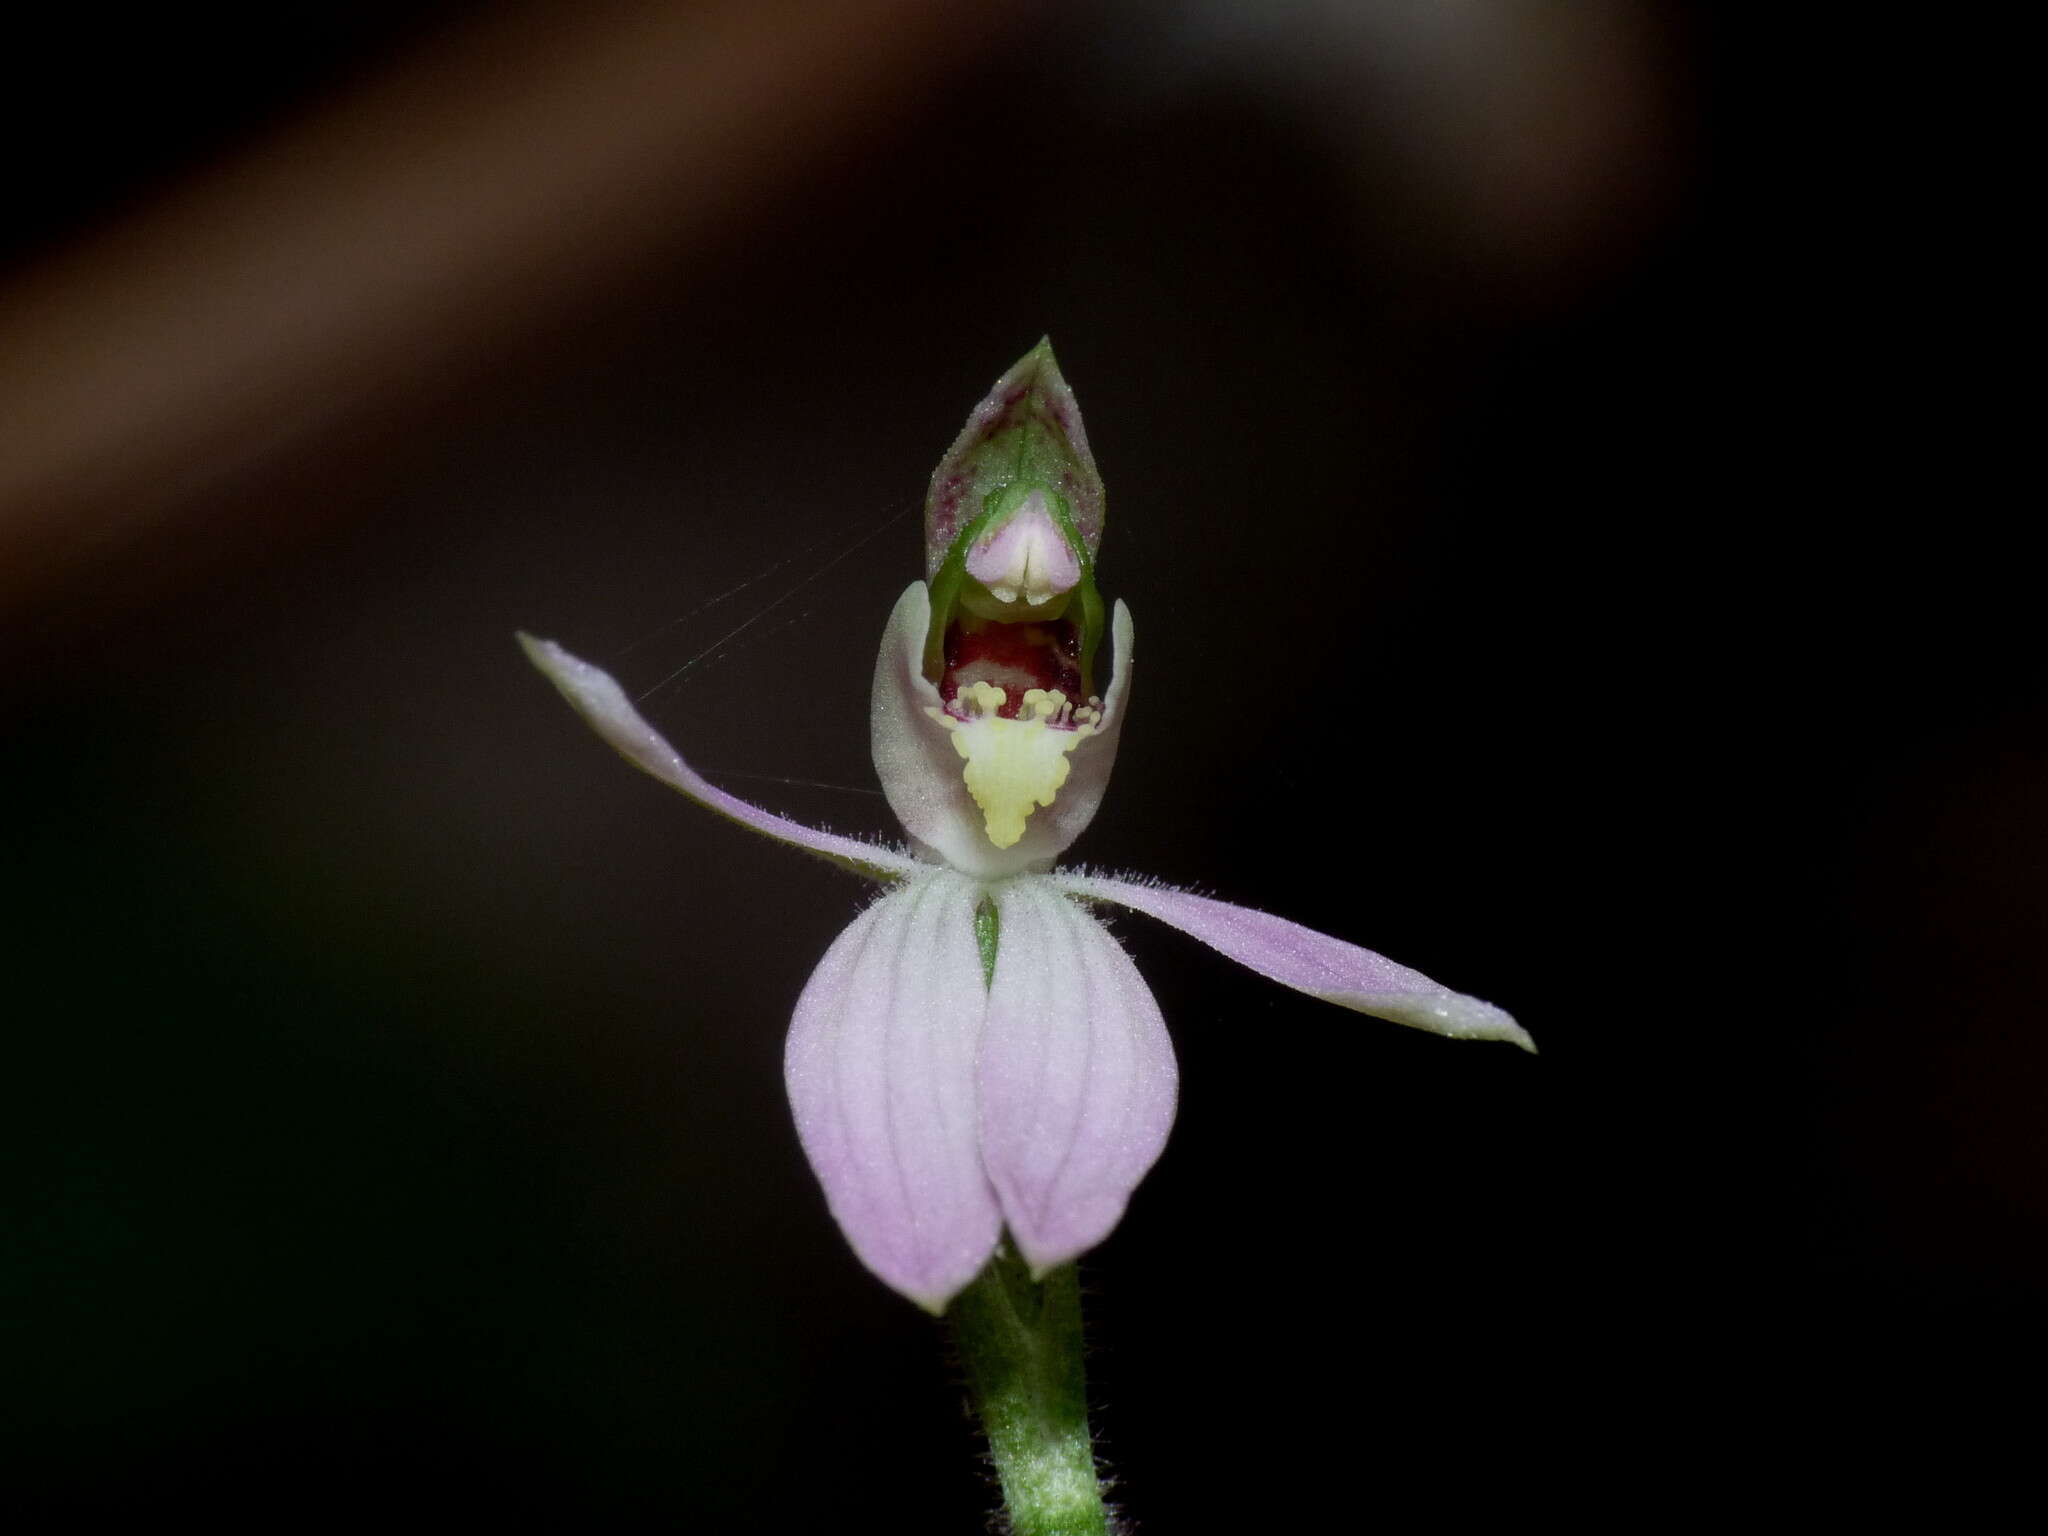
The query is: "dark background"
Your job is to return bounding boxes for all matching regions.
[4,3,2036,1525]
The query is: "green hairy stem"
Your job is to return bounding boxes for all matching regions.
[950,1248,1114,1536]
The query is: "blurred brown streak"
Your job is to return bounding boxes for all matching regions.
[0,0,1014,651]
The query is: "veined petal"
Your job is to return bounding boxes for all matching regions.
[870,583,1133,880]
[979,877,1178,1276]
[520,635,917,882]
[1056,873,1535,1053]
[783,872,1001,1312]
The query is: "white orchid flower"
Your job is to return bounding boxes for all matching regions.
[521,341,1530,1313]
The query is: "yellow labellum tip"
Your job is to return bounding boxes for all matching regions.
[928,686,1094,849]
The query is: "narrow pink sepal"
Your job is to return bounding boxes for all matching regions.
[868,584,1135,880]
[519,634,917,881]
[1055,873,1535,1052]
[979,879,1178,1277]
[784,872,1002,1312]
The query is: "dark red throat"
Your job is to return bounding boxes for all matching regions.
[940,614,1083,718]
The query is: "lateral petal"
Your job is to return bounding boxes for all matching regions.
[979,877,1178,1276]
[1039,596,1134,857]
[520,634,917,881]
[783,872,1001,1311]
[870,582,1133,880]
[1056,873,1534,1053]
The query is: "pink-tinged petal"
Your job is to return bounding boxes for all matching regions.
[1055,873,1535,1053]
[520,635,917,882]
[784,872,1001,1312]
[964,489,1083,606]
[870,583,1134,880]
[979,877,1178,1276]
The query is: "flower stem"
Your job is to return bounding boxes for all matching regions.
[951,1247,1114,1536]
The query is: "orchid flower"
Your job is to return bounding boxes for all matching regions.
[520,341,1530,1315]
